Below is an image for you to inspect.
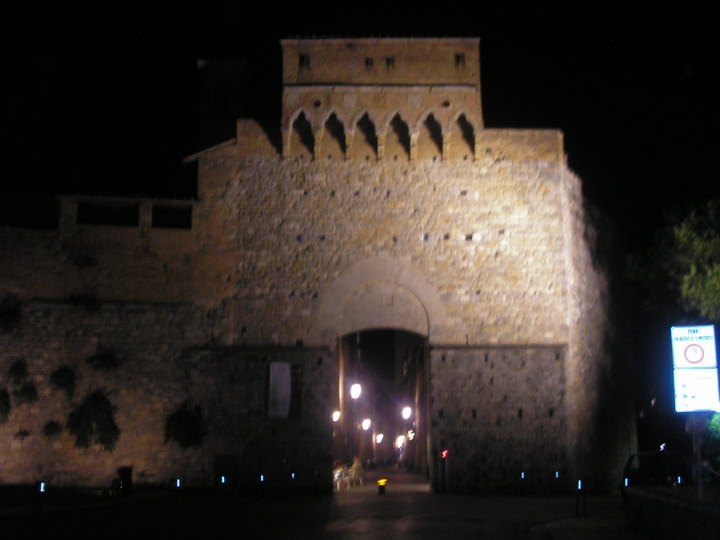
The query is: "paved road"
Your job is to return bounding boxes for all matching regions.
[1,470,639,539]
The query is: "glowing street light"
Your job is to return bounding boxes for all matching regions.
[361,418,372,431]
[332,410,341,422]
[350,383,362,400]
[375,433,384,444]
[401,406,412,420]
[395,435,406,449]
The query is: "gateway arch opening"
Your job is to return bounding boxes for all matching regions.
[333,329,429,484]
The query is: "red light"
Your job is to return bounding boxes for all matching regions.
[441,449,449,459]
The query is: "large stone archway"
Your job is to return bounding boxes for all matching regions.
[310,256,449,346]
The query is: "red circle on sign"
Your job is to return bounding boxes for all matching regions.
[684,344,704,364]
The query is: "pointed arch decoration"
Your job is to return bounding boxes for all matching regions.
[351,112,378,160]
[320,112,347,159]
[385,113,411,161]
[416,112,443,159]
[448,113,475,160]
[288,111,315,159]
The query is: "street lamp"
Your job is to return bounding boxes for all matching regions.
[350,383,362,400]
[401,406,412,420]
[332,410,341,422]
[361,418,372,431]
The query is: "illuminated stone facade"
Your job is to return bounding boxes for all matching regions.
[0,38,632,492]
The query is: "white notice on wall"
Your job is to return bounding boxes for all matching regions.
[268,362,291,418]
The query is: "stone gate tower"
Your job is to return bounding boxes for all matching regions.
[0,38,631,493]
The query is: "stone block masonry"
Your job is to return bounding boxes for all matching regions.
[429,346,567,493]
[0,303,334,490]
[0,37,633,492]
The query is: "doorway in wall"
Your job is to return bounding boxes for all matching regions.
[334,329,429,480]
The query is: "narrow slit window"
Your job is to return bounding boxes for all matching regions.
[299,53,311,71]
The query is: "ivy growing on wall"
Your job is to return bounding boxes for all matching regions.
[8,358,38,405]
[67,389,120,451]
[43,420,63,438]
[165,400,207,449]
[50,366,76,399]
[13,383,38,405]
[0,387,10,423]
[8,358,28,386]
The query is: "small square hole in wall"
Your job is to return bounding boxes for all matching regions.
[385,56,394,68]
[454,53,465,67]
[465,234,473,241]
[365,57,374,69]
[299,53,311,70]
[443,233,450,240]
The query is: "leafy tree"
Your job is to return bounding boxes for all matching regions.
[672,200,720,321]
[628,199,720,322]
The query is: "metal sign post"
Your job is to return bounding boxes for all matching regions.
[671,325,719,501]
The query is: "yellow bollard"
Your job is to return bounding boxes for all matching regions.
[376,477,389,495]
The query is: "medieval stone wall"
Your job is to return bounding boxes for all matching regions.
[0,302,334,489]
[196,128,569,349]
[429,345,567,493]
[0,37,630,492]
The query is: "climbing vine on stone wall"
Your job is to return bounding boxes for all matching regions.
[7,358,38,405]
[43,420,63,438]
[165,400,207,449]
[0,387,10,423]
[50,366,76,399]
[67,389,120,451]
[8,358,28,386]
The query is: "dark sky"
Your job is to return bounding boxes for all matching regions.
[1,5,715,248]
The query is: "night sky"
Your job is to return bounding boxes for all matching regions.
[2,5,715,249]
[2,5,715,447]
